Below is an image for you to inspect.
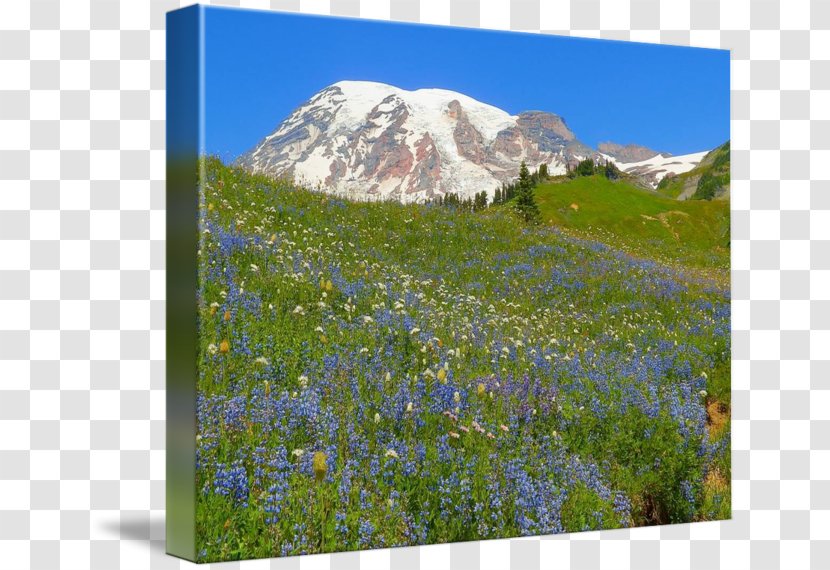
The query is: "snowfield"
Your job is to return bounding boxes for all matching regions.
[614,151,709,186]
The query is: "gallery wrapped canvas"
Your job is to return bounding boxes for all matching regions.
[167,5,730,563]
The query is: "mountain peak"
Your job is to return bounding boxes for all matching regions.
[598,142,668,164]
[516,111,576,142]
[236,82,710,202]
[237,81,589,202]
[327,80,397,98]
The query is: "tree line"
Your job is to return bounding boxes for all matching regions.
[429,156,621,223]
[567,157,621,180]
[428,189,490,212]
[429,161,547,223]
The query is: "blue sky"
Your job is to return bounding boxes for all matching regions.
[203,7,729,161]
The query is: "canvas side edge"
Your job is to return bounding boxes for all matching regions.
[165,4,202,562]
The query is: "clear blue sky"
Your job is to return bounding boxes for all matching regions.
[203,6,729,161]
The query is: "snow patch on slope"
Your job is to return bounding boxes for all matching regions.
[614,150,709,186]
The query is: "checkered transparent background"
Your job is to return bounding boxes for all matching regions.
[1,0,828,568]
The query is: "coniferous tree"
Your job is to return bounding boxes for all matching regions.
[494,187,502,205]
[514,161,540,224]
[473,191,487,211]
[575,158,595,177]
[604,159,621,180]
[539,163,548,179]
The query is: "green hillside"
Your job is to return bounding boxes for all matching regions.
[194,158,730,560]
[656,141,731,200]
[532,175,730,274]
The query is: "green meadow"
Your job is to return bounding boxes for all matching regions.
[194,158,730,561]
[534,175,730,277]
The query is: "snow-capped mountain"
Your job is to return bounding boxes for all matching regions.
[237,81,594,202]
[236,80,710,201]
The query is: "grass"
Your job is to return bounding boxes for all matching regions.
[656,141,731,201]
[533,175,730,276]
[194,158,730,561]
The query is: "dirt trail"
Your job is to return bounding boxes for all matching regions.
[639,210,690,240]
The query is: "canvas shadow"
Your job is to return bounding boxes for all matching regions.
[100,512,166,556]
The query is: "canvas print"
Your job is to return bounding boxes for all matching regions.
[167,5,731,563]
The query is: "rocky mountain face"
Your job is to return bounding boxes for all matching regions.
[598,142,666,164]
[237,81,599,202]
[236,81,713,202]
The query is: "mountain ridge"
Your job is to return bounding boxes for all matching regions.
[237,81,714,202]
[597,142,668,164]
[656,141,731,200]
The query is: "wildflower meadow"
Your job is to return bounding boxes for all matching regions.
[194,158,730,561]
